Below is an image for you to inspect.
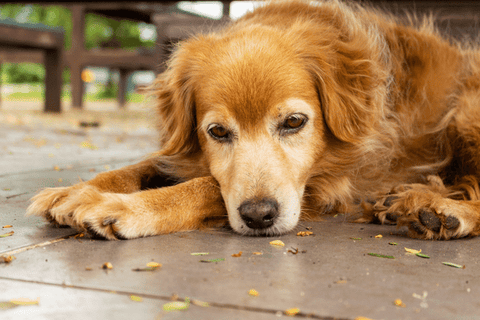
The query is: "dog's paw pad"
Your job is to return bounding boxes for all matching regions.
[444,215,460,230]
[418,209,441,232]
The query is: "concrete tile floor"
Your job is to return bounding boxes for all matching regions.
[1,121,479,320]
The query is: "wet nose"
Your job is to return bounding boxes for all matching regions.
[238,198,279,229]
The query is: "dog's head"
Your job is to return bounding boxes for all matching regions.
[154,3,388,235]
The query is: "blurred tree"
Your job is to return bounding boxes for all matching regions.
[0,4,155,84]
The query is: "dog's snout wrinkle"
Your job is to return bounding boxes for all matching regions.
[238,198,279,229]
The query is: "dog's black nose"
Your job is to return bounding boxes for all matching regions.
[238,198,279,229]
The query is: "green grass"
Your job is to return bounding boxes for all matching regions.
[4,89,146,103]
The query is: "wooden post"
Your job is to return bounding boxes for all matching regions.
[44,48,62,113]
[118,68,129,108]
[70,5,85,109]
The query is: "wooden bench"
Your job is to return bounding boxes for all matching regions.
[0,19,64,113]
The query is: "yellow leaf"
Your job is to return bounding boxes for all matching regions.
[130,295,143,302]
[102,262,113,269]
[394,299,406,307]
[248,289,259,296]
[146,262,161,268]
[10,298,39,306]
[285,308,300,316]
[404,247,421,255]
[296,231,313,237]
[374,234,383,239]
[163,301,189,311]
[2,225,12,228]
[269,240,285,247]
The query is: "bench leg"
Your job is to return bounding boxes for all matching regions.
[44,48,62,113]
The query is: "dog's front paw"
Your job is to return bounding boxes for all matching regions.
[374,189,477,240]
[28,186,137,240]
[27,186,80,227]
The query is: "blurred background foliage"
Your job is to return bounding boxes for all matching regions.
[0,4,156,87]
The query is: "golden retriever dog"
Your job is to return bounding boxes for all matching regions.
[28,0,480,240]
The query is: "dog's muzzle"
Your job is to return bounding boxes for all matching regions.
[238,198,279,229]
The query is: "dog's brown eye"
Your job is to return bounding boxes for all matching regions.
[208,125,231,142]
[286,116,304,129]
[281,114,307,135]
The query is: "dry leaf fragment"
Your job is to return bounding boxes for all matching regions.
[374,234,383,239]
[442,262,465,269]
[53,165,61,171]
[404,247,421,255]
[285,307,300,316]
[248,289,259,296]
[269,240,285,247]
[354,317,374,320]
[85,267,93,271]
[2,255,16,263]
[252,252,263,255]
[147,262,161,268]
[335,279,348,284]
[9,298,40,306]
[2,225,12,228]
[130,295,143,302]
[191,252,209,256]
[0,231,14,238]
[394,299,406,307]
[102,262,113,269]
[163,299,190,312]
[296,231,313,237]
[231,251,243,257]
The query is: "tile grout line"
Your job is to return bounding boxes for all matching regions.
[0,233,79,257]
[0,276,348,320]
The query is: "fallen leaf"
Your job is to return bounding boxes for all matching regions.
[285,307,300,316]
[405,247,421,255]
[269,240,285,247]
[288,247,299,254]
[248,289,259,296]
[252,252,263,255]
[53,165,61,171]
[130,295,143,302]
[80,141,98,150]
[0,302,18,310]
[2,256,16,263]
[132,262,162,271]
[351,237,362,240]
[85,267,93,271]
[388,242,398,245]
[147,262,161,268]
[442,262,465,269]
[102,262,113,269]
[335,279,348,284]
[163,299,190,312]
[296,231,313,237]
[416,253,430,259]
[191,252,209,256]
[354,317,374,320]
[2,225,13,228]
[199,258,225,263]
[9,298,40,306]
[368,253,394,259]
[231,251,243,257]
[374,234,383,239]
[394,299,406,307]
[0,231,14,238]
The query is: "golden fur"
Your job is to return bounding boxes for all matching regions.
[28,0,480,240]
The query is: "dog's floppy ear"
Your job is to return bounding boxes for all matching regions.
[297,21,389,143]
[152,38,208,157]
